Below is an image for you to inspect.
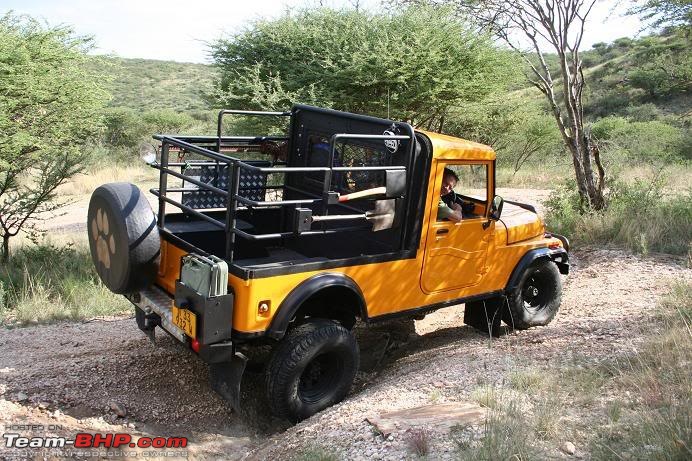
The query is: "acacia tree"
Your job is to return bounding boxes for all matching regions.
[0,14,108,260]
[471,1,607,209]
[209,7,518,131]
[400,0,607,209]
[628,0,692,30]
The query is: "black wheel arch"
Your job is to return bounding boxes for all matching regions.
[266,273,367,340]
[506,247,569,292]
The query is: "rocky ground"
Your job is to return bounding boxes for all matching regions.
[1,246,689,460]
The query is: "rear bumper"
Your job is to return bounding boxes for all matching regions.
[126,284,235,363]
[128,286,187,343]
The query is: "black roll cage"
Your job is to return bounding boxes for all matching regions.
[149,106,415,264]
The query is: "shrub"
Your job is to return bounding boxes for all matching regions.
[591,116,688,162]
[545,178,692,256]
[624,103,662,122]
[407,429,430,457]
[102,107,149,148]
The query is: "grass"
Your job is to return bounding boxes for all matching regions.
[293,445,340,461]
[0,241,131,325]
[455,281,692,460]
[546,173,692,257]
[58,160,158,197]
[407,429,431,457]
[454,401,543,461]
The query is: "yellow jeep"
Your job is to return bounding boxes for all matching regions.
[88,105,569,422]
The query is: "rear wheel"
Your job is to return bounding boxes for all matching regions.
[265,319,359,422]
[504,259,562,329]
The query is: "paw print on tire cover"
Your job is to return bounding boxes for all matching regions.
[91,208,116,269]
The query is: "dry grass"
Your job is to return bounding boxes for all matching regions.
[456,281,692,460]
[496,164,570,188]
[0,239,130,325]
[58,162,157,197]
[407,429,431,457]
[294,445,340,461]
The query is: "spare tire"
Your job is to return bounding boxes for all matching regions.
[87,182,160,294]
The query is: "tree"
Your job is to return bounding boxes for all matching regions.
[627,0,692,30]
[208,7,518,131]
[0,14,109,260]
[401,0,606,209]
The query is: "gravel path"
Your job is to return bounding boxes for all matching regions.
[1,247,689,460]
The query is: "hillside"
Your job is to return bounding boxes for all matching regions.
[97,57,215,111]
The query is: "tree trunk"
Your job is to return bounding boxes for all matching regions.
[2,234,9,263]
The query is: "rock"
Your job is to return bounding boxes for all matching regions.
[560,441,576,455]
[109,401,127,417]
[16,392,28,402]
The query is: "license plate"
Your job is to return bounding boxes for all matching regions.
[172,306,197,339]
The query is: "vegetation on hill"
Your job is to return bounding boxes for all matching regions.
[101,57,214,111]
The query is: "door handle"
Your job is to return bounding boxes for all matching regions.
[436,228,449,235]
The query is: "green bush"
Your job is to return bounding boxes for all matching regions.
[591,116,688,162]
[102,107,149,148]
[624,103,662,122]
[545,178,692,256]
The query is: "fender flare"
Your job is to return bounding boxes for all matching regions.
[506,248,569,292]
[266,273,367,340]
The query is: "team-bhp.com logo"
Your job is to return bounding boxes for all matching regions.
[3,433,188,449]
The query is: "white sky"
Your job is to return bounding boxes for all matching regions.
[1,0,642,63]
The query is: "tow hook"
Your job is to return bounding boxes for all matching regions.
[135,306,160,343]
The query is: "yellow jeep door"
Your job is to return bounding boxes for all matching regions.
[421,162,492,294]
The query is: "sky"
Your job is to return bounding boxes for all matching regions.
[2,0,643,63]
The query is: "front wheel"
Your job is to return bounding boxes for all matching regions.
[265,319,359,422]
[504,259,562,329]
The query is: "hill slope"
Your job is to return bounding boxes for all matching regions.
[97,57,215,111]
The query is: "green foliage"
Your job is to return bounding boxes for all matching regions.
[628,0,692,29]
[101,107,215,161]
[584,30,692,121]
[628,33,692,98]
[545,177,692,256]
[592,116,689,162]
[99,57,214,111]
[0,243,130,325]
[102,108,149,148]
[0,13,109,259]
[209,7,518,129]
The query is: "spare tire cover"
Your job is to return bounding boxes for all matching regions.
[87,182,160,294]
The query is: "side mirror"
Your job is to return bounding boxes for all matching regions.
[385,169,406,198]
[490,195,504,220]
[139,143,159,165]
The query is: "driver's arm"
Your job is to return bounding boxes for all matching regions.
[437,199,463,222]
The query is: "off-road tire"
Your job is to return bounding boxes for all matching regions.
[265,319,359,422]
[504,259,561,330]
[87,182,160,294]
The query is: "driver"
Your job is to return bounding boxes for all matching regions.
[437,168,462,222]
